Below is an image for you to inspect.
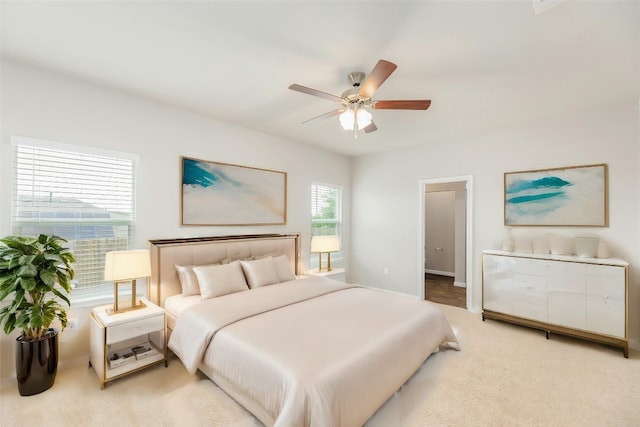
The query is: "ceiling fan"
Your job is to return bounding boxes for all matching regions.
[289,59,431,139]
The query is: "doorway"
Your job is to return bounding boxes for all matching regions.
[419,176,473,310]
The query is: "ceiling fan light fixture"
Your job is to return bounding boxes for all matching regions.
[356,108,372,129]
[340,107,372,131]
[339,109,355,130]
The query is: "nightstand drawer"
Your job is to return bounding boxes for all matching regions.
[107,314,164,344]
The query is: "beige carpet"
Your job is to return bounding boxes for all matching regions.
[2,304,639,426]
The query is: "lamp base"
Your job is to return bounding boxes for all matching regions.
[110,279,145,315]
[317,252,333,272]
[107,300,147,315]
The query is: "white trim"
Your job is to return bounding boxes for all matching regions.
[419,175,474,311]
[425,269,454,277]
[70,287,114,309]
[10,135,140,162]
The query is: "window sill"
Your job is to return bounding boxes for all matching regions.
[70,285,122,309]
[70,280,148,310]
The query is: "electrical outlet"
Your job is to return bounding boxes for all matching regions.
[383,267,389,275]
[67,318,79,330]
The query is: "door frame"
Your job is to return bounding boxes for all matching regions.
[419,175,473,310]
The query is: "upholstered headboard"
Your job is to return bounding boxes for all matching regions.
[148,233,301,307]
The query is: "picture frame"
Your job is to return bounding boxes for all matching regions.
[504,163,608,226]
[181,156,287,226]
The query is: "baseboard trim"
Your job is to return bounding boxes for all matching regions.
[425,269,454,277]
[453,281,466,288]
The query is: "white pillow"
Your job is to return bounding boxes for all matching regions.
[240,257,279,288]
[193,261,248,300]
[273,254,296,282]
[175,264,201,296]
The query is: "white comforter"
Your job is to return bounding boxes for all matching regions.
[169,276,458,427]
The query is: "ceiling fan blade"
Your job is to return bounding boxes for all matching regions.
[372,100,431,110]
[363,121,378,133]
[302,108,344,124]
[289,84,342,103]
[358,60,398,99]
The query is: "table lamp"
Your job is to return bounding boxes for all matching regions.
[310,235,340,272]
[104,249,151,313]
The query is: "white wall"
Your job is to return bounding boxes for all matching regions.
[0,61,351,379]
[425,191,455,274]
[351,101,640,343]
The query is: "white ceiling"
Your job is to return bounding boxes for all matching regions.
[1,1,638,157]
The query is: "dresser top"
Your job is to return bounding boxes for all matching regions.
[482,250,629,267]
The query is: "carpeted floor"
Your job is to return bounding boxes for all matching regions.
[2,304,639,426]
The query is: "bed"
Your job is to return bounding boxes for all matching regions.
[149,233,458,427]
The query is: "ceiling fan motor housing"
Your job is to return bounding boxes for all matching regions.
[347,71,365,87]
[342,71,371,107]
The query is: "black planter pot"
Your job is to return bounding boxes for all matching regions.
[15,328,59,396]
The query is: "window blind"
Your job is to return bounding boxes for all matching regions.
[12,142,136,289]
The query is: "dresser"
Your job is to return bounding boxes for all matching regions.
[482,250,628,357]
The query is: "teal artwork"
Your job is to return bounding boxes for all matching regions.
[504,164,607,226]
[181,157,286,225]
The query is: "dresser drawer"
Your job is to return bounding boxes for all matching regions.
[107,314,164,344]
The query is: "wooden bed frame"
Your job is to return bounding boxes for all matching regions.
[148,233,301,308]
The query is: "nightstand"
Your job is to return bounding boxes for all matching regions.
[89,298,167,389]
[305,267,346,283]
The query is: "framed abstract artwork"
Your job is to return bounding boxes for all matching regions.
[181,156,287,226]
[504,164,608,226]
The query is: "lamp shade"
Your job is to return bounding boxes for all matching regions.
[310,235,340,253]
[104,250,151,281]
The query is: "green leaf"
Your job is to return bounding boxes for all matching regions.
[51,286,71,307]
[40,269,58,287]
[17,263,37,278]
[30,306,43,331]
[0,280,18,301]
[1,312,17,335]
[19,277,37,292]
[43,253,64,264]
[58,310,68,330]
[9,292,25,312]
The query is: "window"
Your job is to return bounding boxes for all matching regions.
[310,182,342,267]
[11,136,137,291]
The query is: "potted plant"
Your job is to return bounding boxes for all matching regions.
[0,234,75,396]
